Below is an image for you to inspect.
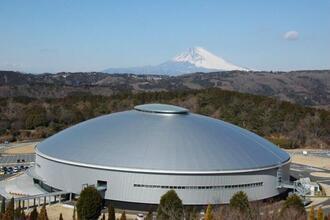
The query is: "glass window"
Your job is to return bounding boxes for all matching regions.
[133,182,263,189]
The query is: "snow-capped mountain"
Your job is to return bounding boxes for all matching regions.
[172,47,247,71]
[104,47,248,75]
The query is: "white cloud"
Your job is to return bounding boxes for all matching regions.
[283,31,299,41]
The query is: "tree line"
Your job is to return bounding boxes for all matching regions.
[0,88,329,148]
[1,187,326,220]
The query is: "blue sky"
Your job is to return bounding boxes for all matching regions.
[0,0,329,73]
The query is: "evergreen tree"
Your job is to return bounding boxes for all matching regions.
[157,190,183,220]
[281,194,306,219]
[282,194,306,215]
[309,206,315,220]
[107,204,115,220]
[29,207,38,220]
[37,204,48,220]
[205,204,213,220]
[229,191,250,214]
[4,198,14,220]
[76,186,103,220]
[145,211,153,220]
[59,213,63,220]
[1,197,5,215]
[317,207,324,220]
[119,211,126,220]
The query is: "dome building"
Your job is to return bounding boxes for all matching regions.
[35,103,290,208]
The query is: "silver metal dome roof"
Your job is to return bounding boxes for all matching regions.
[134,103,189,114]
[36,104,290,174]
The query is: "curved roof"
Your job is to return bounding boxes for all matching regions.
[36,104,290,174]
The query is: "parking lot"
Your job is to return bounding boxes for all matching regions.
[0,154,35,165]
[289,150,330,158]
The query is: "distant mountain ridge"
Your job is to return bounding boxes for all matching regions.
[0,70,329,109]
[104,47,248,75]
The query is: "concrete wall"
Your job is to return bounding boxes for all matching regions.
[35,154,290,205]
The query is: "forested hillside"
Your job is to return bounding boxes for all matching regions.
[0,88,329,149]
[1,70,329,109]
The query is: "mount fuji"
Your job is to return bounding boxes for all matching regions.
[104,47,248,75]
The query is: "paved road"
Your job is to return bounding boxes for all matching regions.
[290,163,330,214]
[290,163,330,182]
[0,174,16,181]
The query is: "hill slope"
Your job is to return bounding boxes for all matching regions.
[0,70,329,109]
[0,88,329,149]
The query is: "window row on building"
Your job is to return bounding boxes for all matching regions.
[133,182,263,190]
